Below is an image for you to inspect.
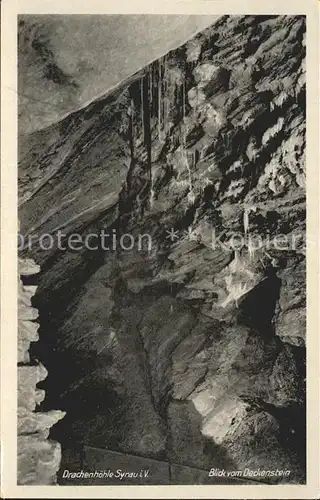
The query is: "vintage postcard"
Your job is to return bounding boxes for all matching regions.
[1,0,319,498]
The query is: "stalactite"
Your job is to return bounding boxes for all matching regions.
[139,71,154,208]
[163,56,166,136]
[158,58,162,140]
[150,169,155,209]
[152,63,156,117]
[182,80,187,150]
[129,99,135,165]
[164,55,169,136]
[141,75,152,185]
[180,79,194,204]
[182,80,186,122]
[149,67,152,107]
[140,77,145,142]
[124,98,135,196]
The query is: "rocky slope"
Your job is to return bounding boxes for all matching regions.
[18,15,306,484]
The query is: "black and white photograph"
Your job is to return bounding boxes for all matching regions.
[1,2,319,497]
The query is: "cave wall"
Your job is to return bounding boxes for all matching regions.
[18,15,306,484]
[18,257,65,484]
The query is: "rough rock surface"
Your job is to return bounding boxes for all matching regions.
[18,15,218,134]
[19,15,306,484]
[18,258,65,484]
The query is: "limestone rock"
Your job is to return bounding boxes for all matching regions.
[18,15,306,484]
[17,258,65,484]
[17,435,62,485]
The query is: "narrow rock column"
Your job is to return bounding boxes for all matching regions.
[18,257,65,485]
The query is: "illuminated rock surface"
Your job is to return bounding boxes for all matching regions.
[18,258,65,484]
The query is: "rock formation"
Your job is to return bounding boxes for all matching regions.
[18,15,306,484]
[18,258,65,484]
[18,14,218,134]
